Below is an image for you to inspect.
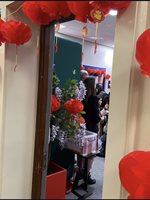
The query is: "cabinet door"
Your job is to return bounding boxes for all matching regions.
[54,37,82,88]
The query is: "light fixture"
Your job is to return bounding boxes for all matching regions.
[88,36,103,40]
[55,24,66,29]
[109,10,118,16]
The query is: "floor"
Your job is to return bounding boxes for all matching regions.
[66,156,105,199]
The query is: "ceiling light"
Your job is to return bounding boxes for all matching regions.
[109,10,118,16]
[55,24,66,29]
[88,36,103,39]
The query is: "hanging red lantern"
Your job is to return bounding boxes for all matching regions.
[101,70,105,74]
[0,20,32,71]
[67,1,91,23]
[0,19,6,45]
[22,1,52,25]
[87,68,93,74]
[89,2,111,54]
[97,70,102,76]
[0,20,32,45]
[90,69,95,74]
[89,1,111,18]
[136,29,150,77]
[39,1,71,20]
[108,1,131,12]
[105,74,111,79]
[94,69,97,75]
[119,151,150,199]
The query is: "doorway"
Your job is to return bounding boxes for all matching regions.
[32,11,117,199]
[53,14,116,199]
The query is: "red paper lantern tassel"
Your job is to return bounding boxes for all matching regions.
[94,22,99,54]
[14,45,18,72]
[81,25,88,62]
[36,34,40,55]
[90,8,105,54]
[55,22,60,53]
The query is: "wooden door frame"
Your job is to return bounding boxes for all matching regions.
[31,15,75,199]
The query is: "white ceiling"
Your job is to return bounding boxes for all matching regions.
[58,14,117,48]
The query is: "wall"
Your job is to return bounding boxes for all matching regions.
[56,33,114,93]
[0,3,40,198]
[103,1,150,199]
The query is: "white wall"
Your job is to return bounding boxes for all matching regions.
[56,33,114,93]
[0,3,40,198]
[103,1,150,199]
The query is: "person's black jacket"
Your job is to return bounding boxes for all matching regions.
[82,95,100,133]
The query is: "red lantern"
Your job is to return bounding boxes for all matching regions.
[64,99,84,114]
[136,29,150,77]
[105,74,111,79]
[90,1,111,18]
[0,19,6,45]
[39,1,71,19]
[67,1,91,23]
[93,69,97,75]
[101,70,105,74]
[87,68,92,74]
[97,70,102,76]
[0,20,32,45]
[108,1,131,11]
[22,1,52,25]
[51,95,60,112]
[119,151,150,199]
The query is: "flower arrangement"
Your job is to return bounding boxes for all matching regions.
[50,73,87,147]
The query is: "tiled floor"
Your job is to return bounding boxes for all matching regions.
[66,157,105,199]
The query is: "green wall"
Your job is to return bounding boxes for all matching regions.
[54,37,82,88]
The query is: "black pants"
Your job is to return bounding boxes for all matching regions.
[100,133,107,155]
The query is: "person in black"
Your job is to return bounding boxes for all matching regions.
[82,77,101,184]
[82,78,101,133]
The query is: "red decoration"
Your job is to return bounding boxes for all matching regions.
[71,115,85,124]
[39,1,71,20]
[51,95,60,112]
[81,25,88,61]
[87,68,93,74]
[89,2,111,54]
[90,1,111,18]
[79,116,85,124]
[67,1,91,23]
[97,70,103,76]
[105,74,111,79]
[92,69,97,74]
[81,66,85,70]
[0,20,32,45]
[0,19,6,45]
[136,29,150,77]
[90,8,105,23]
[119,151,150,199]
[22,1,52,25]
[64,99,84,114]
[108,1,131,11]
[101,70,105,74]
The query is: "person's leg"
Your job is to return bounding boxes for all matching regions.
[87,156,96,185]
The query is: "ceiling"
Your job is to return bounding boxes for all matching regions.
[58,14,117,48]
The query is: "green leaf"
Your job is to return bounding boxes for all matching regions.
[80,111,86,114]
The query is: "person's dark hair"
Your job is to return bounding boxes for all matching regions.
[96,83,103,95]
[83,77,96,103]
